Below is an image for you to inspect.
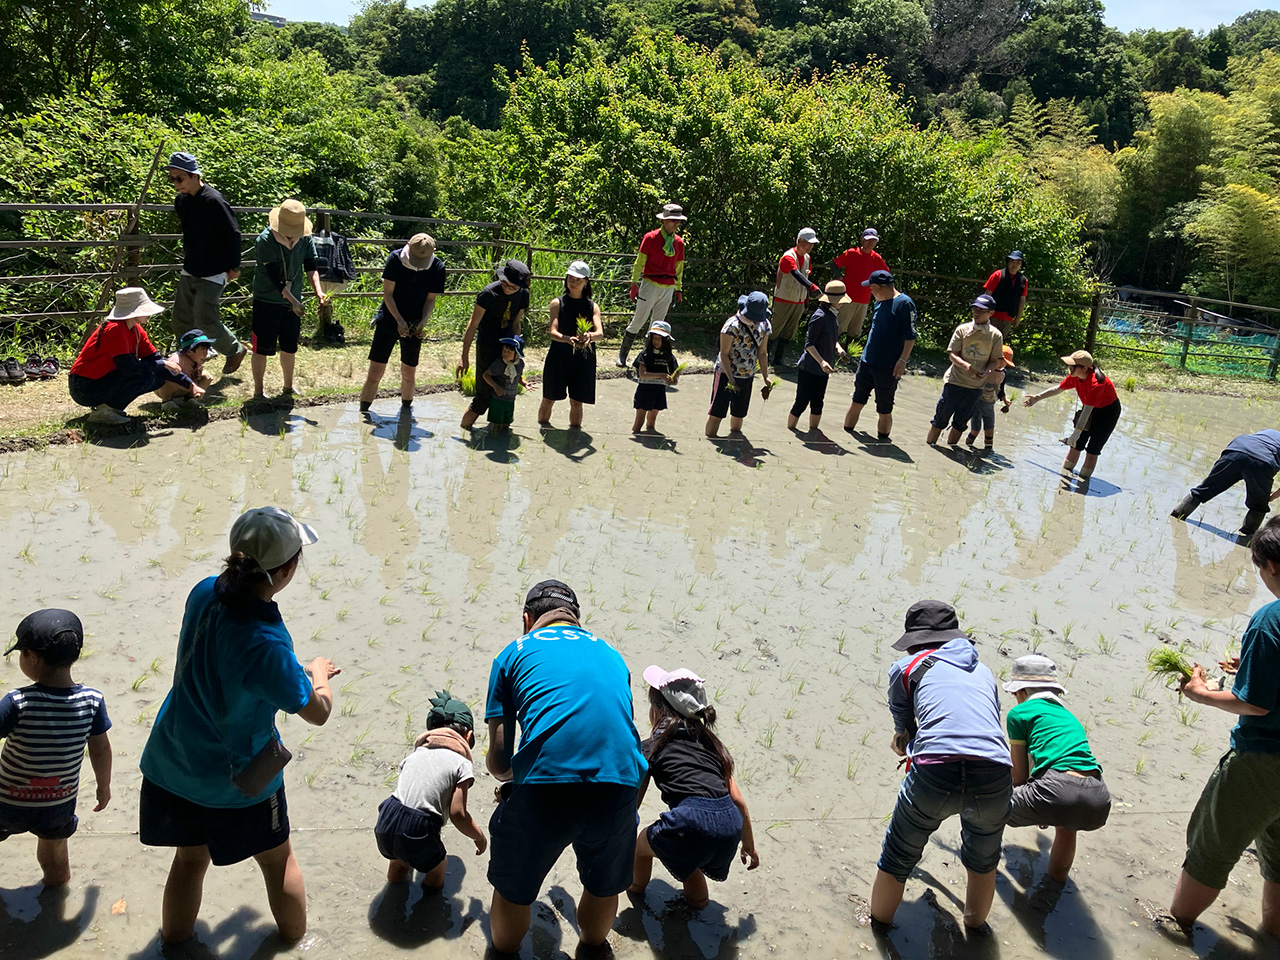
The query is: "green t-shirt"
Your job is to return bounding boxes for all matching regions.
[1006,694,1100,779]
[251,229,319,305]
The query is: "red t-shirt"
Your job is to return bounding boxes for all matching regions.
[1060,372,1118,407]
[70,321,159,380]
[637,229,685,285]
[832,247,888,304]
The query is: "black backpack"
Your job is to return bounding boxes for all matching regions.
[313,233,357,284]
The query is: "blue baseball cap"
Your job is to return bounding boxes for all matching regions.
[499,336,524,356]
[863,269,894,287]
[165,152,201,176]
[1007,250,1024,261]
[971,294,997,311]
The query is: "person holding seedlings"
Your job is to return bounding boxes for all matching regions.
[619,204,686,368]
[927,294,1004,447]
[539,260,602,429]
[770,227,822,367]
[166,151,247,374]
[375,689,486,886]
[843,270,916,442]
[359,233,446,415]
[706,292,771,438]
[965,345,1015,450]
[629,665,759,909]
[871,600,1012,931]
[1170,516,1280,936]
[831,228,889,350]
[459,259,531,430]
[1003,654,1111,883]
[483,336,528,431]
[155,328,217,412]
[139,506,340,948]
[69,287,201,424]
[632,320,679,433]
[1171,429,1280,540]
[984,251,1028,337]
[250,199,325,401]
[484,580,647,955]
[1022,350,1121,480]
[0,609,112,887]
[788,280,849,432]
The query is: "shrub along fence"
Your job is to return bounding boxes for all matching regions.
[2,200,1106,360]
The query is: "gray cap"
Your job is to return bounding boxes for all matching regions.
[230,506,318,573]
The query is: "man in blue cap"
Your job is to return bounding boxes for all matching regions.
[983,251,1028,338]
[166,152,247,375]
[843,270,916,442]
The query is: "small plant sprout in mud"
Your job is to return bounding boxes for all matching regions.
[1147,647,1194,687]
[1135,756,1147,775]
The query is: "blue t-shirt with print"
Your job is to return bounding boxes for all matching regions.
[485,623,647,786]
[862,293,917,368]
[1231,598,1280,753]
[140,577,313,808]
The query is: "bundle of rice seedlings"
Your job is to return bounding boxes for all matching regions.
[1147,647,1194,686]
[672,362,687,382]
[456,368,476,397]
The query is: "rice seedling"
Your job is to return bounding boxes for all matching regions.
[1191,739,1207,757]
[1178,706,1202,727]
[1136,730,1152,746]
[1134,756,1147,775]
[131,675,149,691]
[1147,647,1194,687]
[846,756,860,780]
[341,699,359,717]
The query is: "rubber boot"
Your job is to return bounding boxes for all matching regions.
[1240,509,1267,538]
[1170,494,1199,520]
[616,331,636,368]
[771,337,789,367]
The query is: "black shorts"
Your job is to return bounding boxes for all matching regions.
[931,383,983,431]
[790,368,830,417]
[708,373,752,420]
[369,317,423,368]
[646,794,743,882]
[851,361,899,414]
[251,300,301,357]
[0,799,78,841]
[139,777,290,866]
[634,382,668,412]
[375,796,446,873]
[488,783,638,906]
[542,342,596,404]
[1070,399,1121,455]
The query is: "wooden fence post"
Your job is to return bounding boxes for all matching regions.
[1179,297,1197,369]
[1085,290,1103,354]
[316,210,332,343]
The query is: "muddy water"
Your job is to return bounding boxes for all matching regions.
[0,373,1274,959]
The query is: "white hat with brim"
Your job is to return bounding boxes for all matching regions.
[1003,654,1066,695]
[648,320,675,341]
[268,199,313,239]
[106,287,165,322]
[230,506,319,575]
[566,260,592,279]
[643,665,707,719]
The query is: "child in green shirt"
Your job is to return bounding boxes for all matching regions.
[1004,654,1111,882]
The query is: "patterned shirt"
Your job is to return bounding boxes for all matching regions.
[0,684,111,807]
[717,316,765,380]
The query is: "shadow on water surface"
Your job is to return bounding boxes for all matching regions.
[708,433,768,468]
[794,426,850,456]
[127,905,302,960]
[849,429,914,463]
[629,431,680,454]
[0,884,100,960]
[367,856,483,948]
[999,836,1113,960]
[615,881,756,959]
[540,428,597,463]
[368,407,434,451]
[458,427,522,464]
[872,885,1000,960]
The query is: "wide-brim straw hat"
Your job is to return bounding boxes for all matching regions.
[820,280,851,306]
[268,199,313,239]
[106,287,165,322]
[406,233,436,268]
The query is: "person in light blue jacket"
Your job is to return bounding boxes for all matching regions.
[870,600,1012,932]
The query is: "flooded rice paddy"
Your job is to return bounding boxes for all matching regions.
[0,371,1275,960]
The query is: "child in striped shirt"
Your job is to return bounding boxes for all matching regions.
[0,609,112,886]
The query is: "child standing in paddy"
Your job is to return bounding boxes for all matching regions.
[483,336,529,431]
[0,609,112,886]
[632,320,680,433]
[1003,655,1111,883]
[375,690,486,886]
[965,345,1015,450]
[630,665,759,909]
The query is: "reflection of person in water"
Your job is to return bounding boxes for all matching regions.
[1172,429,1280,541]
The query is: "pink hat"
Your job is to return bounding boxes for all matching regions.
[643,665,708,718]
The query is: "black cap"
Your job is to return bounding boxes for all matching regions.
[862,269,894,287]
[499,259,532,287]
[892,600,971,652]
[524,579,578,611]
[6,609,84,660]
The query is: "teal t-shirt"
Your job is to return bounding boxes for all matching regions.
[1232,598,1280,753]
[140,577,312,808]
[1006,693,1101,779]
[251,228,319,305]
[485,623,647,787]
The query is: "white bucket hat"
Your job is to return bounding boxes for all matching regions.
[230,506,319,575]
[643,665,707,719]
[1003,654,1066,695]
[106,287,165,322]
